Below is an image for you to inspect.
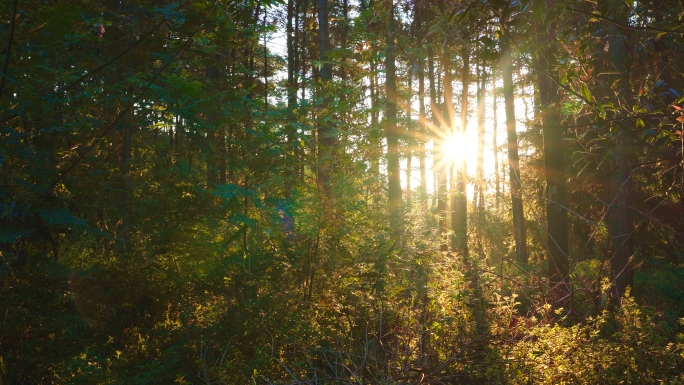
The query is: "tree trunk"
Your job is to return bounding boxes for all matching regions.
[501,25,528,264]
[475,62,486,255]
[206,63,218,188]
[428,43,441,220]
[370,58,379,178]
[493,68,500,210]
[452,47,468,255]
[605,0,634,304]
[287,0,297,183]
[535,0,569,299]
[317,0,334,190]
[431,42,447,249]
[419,56,428,212]
[444,51,456,250]
[386,0,402,224]
[406,65,413,205]
[340,0,349,81]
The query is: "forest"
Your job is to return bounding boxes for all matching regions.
[2,0,684,383]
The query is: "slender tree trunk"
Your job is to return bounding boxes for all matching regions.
[287,0,296,164]
[501,25,528,263]
[609,127,633,303]
[453,47,469,255]
[340,0,349,81]
[317,0,334,190]
[407,154,412,204]
[169,122,174,150]
[475,62,486,255]
[217,40,228,186]
[473,64,480,210]
[386,0,402,224]
[406,65,413,205]
[218,130,226,185]
[444,52,457,251]
[370,60,380,185]
[227,49,237,184]
[300,1,307,104]
[428,43,441,216]
[242,32,258,250]
[493,68,500,210]
[681,126,684,229]
[604,0,634,303]
[123,112,132,222]
[536,0,569,299]
[430,43,447,249]
[419,57,428,212]
[263,11,269,115]
[206,63,218,188]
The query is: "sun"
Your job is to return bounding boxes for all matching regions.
[441,131,469,165]
[430,129,474,174]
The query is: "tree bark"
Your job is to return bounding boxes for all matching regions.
[286,0,301,185]
[445,53,457,251]
[386,0,402,224]
[406,65,413,205]
[475,62,486,255]
[452,47,468,255]
[419,56,428,212]
[493,68,500,210]
[206,63,218,188]
[317,0,334,190]
[605,0,634,304]
[370,58,379,178]
[431,42,447,249]
[340,0,349,81]
[501,24,528,264]
[536,0,569,298]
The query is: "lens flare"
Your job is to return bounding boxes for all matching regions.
[441,131,468,166]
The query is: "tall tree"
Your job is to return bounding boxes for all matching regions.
[535,0,569,298]
[317,0,334,190]
[205,58,220,188]
[386,0,402,224]
[419,56,429,212]
[475,61,486,254]
[451,47,469,255]
[406,65,413,205]
[603,0,634,304]
[428,41,447,242]
[493,68,500,210]
[501,12,528,263]
[287,0,298,184]
[443,49,456,251]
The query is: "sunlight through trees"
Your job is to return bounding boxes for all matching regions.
[2,0,684,382]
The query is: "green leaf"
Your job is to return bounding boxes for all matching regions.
[0,226,33,243]
[153,4,180,21]
[212,184,253,200]
[228,213,257,226]
[636,118,645,128]
[580,83,593,102]
[36,207,86,226]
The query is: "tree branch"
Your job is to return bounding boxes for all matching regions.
[568,7,684,35]
[0,0,19,101]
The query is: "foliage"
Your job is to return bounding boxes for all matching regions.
[2,0,684,383]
